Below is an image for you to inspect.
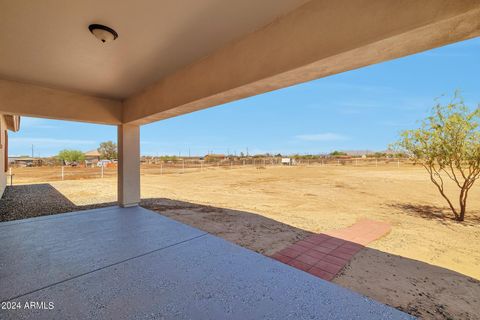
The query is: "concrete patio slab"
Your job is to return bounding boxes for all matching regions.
[0,207,413,319]
[0,206,205,301]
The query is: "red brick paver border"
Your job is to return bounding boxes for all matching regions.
[270,219,391,281]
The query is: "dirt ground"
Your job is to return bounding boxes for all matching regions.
[4,165,480,319]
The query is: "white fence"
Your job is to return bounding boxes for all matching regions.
[9,157,413,184]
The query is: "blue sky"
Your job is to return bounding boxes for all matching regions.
[10,37,480,157]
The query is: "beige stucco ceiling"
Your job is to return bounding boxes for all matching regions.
[0,0,308,99]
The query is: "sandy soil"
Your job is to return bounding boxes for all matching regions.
[5,165,480,319]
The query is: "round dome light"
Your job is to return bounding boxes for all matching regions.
[88,24,118,43]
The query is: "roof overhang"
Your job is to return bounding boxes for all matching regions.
[0,0,479,126]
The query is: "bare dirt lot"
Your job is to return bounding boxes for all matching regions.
[3,165,480,319]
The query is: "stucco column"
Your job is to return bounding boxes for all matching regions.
[117,124,140,207]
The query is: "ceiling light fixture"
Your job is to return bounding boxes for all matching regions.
[88,24,118,43]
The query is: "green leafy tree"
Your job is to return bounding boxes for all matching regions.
[98,141,118,160]
[330,150,347,157]
[159,155,178,161]
[394,94,480,221]
[373,152,387,158]
[58,149,85,163]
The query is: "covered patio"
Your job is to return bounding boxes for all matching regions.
[0,206,412,319]
[1,0,479,318]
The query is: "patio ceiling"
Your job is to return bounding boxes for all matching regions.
[0,0,308,100]
[0,0,479,125]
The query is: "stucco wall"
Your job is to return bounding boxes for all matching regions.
[0,115,7,197]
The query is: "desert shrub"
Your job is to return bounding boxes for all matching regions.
[394,93,480,221]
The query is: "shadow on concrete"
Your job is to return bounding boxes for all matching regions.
[387,202,480,226]
[1,185,479,319]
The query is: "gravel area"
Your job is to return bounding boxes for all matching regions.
[0,184,114,222]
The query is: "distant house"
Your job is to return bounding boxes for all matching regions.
[204,154,226,162]
[8,156,41,167]
[84,149,101,165]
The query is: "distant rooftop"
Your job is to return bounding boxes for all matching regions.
[84,150,101,157]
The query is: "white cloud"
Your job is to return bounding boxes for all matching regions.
[295,133,348,142]
[9,137,97,146]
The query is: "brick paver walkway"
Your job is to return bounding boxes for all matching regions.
[271,219,391,281]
